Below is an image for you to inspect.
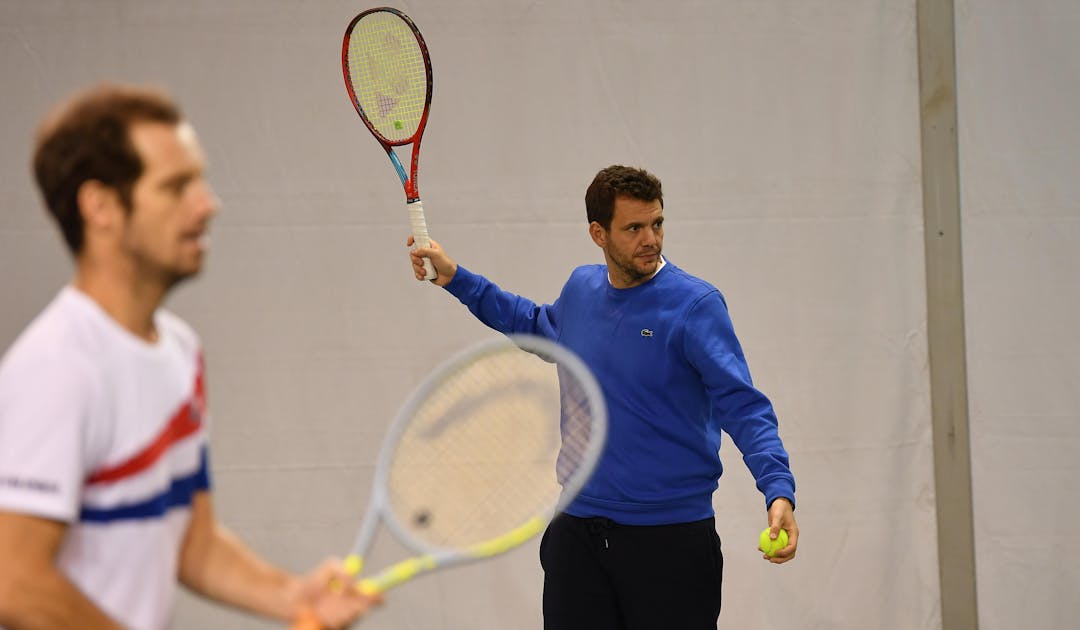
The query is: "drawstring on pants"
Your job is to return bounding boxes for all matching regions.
[585,517,615,551]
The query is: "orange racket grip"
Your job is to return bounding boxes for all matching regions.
[290,606,323,630]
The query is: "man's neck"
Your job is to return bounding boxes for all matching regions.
[607,256,666,289]
[73,261,167,343]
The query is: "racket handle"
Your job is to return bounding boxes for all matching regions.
[288,554,364,630]
[408,199,437,280]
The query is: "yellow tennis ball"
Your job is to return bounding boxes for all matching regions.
[758,527,788,557]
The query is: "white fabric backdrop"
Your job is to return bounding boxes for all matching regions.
[9,1,1069,628]
[956,2,1080,629]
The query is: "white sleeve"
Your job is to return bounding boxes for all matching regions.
[0,354,94,522]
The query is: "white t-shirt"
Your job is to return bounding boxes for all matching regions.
[0,286,211,630]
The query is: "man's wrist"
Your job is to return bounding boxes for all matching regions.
[769,496,794,510]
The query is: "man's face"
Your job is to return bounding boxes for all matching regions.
[593,195,664,289]
[121,121,217,287]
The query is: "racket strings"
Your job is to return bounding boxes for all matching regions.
[346,12,428,142]
[556,367,600,482]
[386,347,599,550]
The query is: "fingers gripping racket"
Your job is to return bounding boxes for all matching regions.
[293,335,607,628]
[342,7,437,279]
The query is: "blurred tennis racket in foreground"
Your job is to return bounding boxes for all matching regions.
[293,335,607,628]
[342,7,438,279]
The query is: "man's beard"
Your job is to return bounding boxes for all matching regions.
[606,244,660,283]
[130,248,201,292]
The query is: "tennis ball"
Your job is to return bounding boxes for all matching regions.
[393,120,404,130]
[758,527,788,557]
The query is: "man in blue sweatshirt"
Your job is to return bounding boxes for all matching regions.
[408,165,798,629]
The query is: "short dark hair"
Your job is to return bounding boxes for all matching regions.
[32,83,182,254]
[584,165,664,230]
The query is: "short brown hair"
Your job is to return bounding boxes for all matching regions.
[32,84,182,254]
[584,165,664,230]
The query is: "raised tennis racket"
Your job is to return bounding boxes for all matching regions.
[292,335,607,629]
[342,7,438,280]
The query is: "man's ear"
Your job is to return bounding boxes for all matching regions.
[589,221,607,248]
[77,180,122,235]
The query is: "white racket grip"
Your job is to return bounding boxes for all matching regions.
[408,200,437,280]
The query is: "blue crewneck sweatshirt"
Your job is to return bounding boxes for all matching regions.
[444,259,795,525]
